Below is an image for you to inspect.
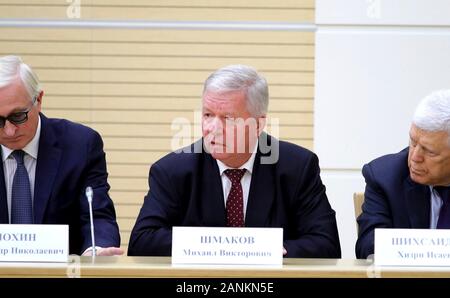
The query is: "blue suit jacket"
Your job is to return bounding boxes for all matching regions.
[0,114,120,254]
[356,148,430,259]
[128,135,341,258]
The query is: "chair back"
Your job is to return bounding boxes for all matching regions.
[353,192,364,232]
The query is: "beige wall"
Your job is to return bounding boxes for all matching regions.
[0,0,315,251]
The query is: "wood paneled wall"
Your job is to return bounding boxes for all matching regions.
[0,0,315,250]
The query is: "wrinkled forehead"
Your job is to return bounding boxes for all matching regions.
[410,124,450,150]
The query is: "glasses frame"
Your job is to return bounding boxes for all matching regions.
[0,96,37,128]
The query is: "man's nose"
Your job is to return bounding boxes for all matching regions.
[410,145,424,162]
[206,117,223,133]
[3,120,18,137]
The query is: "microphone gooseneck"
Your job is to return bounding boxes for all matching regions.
[85,186,96,257]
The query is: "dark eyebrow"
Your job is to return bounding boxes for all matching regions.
[10,109,26,114]
[10,105,30,114]
[0,109,25,118]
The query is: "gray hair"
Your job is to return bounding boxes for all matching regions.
[203,64,268,117]
[0,55,41,101]
[413,89,450,145]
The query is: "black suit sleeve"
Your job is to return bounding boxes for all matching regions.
[283,153,341,258]
[128,162,178,256]
[355,163,393,259]
[79,130,120,252]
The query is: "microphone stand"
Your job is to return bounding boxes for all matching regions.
[85,186,96,258]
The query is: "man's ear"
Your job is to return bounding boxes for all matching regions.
[257,115,267,135]
[35,90,44,111]
[36,90,44,103]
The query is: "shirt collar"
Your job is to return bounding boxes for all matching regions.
[1,115,41,161]
[216,139,258,175]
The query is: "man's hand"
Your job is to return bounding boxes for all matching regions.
[82,247,124,256]
[283,247,287,256]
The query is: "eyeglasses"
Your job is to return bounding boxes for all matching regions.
[0,97,36,128]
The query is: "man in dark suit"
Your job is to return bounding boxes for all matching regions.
[128,64,341,258]
[0,55,122,256]
[356,89,450,259]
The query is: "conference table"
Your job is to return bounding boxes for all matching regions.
[0,256,450,278]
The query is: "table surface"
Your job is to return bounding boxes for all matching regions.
[1,256,450,278]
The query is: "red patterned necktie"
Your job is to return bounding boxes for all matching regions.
[224,169,246,227]
[436,186,450,229]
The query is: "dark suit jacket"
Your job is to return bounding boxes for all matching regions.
[356,148,431,259]
[128,134,341,258]
[0,114,120,254]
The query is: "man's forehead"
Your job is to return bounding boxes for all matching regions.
[204,90,242,100]
[411,125,449,147]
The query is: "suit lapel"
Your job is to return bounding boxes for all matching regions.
[245,134,275,226]
[34,115,62,224]
[404,176,430,228]
[0,151,8,223]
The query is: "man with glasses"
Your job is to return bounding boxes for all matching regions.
[0,55,122,256]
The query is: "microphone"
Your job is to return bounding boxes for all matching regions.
[85,186,96,257]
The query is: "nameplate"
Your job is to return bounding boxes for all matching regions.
[375,228,450,266]
[0,224,68,262]
[172,227,283,266]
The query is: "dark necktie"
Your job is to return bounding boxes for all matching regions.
[436,186,450,229]
[11,150,33,224]
[224,169,246,227]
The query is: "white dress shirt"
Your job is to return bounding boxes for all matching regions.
[1,117,41,223]
[216,140,258,219]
